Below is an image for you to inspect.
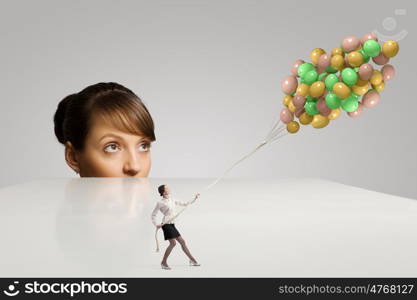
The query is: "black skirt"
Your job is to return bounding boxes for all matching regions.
[161,223,181,240]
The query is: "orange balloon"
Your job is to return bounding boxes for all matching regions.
[286,121,300,133]
[382,40,399,58]
[328,108,341,120]
[282,95,292,107]
[309,81,325,98]
[331,47,344,56]
[372,81,385,92]
[333,82,351,99]
[296,83,310,97]
[331,54,345,70]
[356,78,369,87]
[299,112,314,125]
[370,70,383,86]
[311,115,329,129]
[310,48,326,65]
[347,51,364,67]
[352,84,369,95]
[288,99,297,113]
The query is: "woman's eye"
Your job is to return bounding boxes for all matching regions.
[104,144,119,153]
[139,143,151,152]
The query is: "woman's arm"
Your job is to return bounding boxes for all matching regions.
[150,202,160,227]
[174,198,190,207]
[174,193,200,206]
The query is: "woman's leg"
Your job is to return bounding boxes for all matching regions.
[175,236,197,263]
[161,238,176,266]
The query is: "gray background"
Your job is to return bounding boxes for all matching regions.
[0,0,416,199]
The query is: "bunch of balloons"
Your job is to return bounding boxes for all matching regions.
[280,33,399,134]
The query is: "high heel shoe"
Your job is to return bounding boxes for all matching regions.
[161,263,171,270]
[189,259,201,266]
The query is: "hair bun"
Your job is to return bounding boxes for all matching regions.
[53,93,77,144]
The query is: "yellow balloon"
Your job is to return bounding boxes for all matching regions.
[331,47,344,56]
[287,121,300,133]
[288,99,297,113]
[309,81,325,98]
[372,81,385,92]
[347,51,364,67]
[352,84,369,95]
[296,83,310,97]
[382,40,399,58]
[330,54,345,70]
[299,112,314,125]
[328,108,341,120]
[282,95,292,107]
[370,70,383,86]
[311,115,329,129]
[333,82,351,99]
[356,78,368,87]
[310,48,326,65]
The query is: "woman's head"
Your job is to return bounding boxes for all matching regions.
[54,82,156,177]
[158,185,170,197]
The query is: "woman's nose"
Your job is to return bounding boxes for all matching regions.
[123,149,141,176]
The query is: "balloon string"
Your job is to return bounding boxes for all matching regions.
[266,118,282,141]
[155,117,288,252]
[268,126,285,141]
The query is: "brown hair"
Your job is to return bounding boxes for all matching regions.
[53,82,155,151]
[158,185,166,196]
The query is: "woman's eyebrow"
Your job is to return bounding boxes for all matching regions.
[99,133,123,142]
[99,133,150,143]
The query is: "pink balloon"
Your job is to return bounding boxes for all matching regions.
[293,94,306,108]
[358,64,374,81]
[348,103,364,118]
[361,32,378,44]
[344,54,352,68]
[372,53,390,65]
[362,91,380,108]
[317,98,331,116]
[291,59,305,77]
[280,107,294,124]
[295,107,304,118]
[281,75,298,95]
[317,54,331,74]
[381,64,395,81]
[341,36,360,52]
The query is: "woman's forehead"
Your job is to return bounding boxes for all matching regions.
[88,113,146,142]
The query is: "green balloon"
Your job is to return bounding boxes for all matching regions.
[341,68,358,86]
[325,92,341,109]
[325,74,339,91]
[304,70,318,85]
[318,72,328,81]
[326,66,338,73]
[306,96,318,102]
[359,49,370,63]
[341,96,359,112]
[298,63,315,79]
[304,101,319,115]
[363,40,381,58]
[351,93,360,100]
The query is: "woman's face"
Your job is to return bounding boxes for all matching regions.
[73,114,152,177]
[163,185,170,197]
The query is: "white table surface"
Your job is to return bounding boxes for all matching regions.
[0,177,415,277]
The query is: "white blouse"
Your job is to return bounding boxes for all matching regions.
[151,195,190,227]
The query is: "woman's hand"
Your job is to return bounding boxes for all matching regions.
[194,193,200,200]
[156,224,162,229]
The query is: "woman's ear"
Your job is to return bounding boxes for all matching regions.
[64,141,80,174]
